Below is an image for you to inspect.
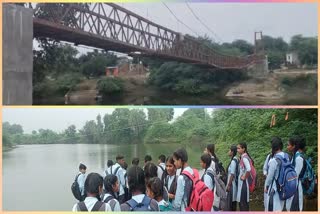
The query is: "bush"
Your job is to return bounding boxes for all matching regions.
[97,77,124,94]
[33,73,83,98]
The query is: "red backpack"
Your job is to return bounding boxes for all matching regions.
[182,168,214,211]
[240,154,257,193]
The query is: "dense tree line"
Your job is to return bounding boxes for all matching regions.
[3,109,317,173]
[144,35,317,94]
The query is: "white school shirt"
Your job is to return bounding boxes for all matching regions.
[107,163,125,196]
[72,196,112,211]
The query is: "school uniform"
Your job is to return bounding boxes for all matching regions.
[103,193,121,211]
[263,154,271,211]
[237,153,251,211]
[265,151,289,211]
[157,162,166,180]
[164,174,177,204]
[202,167,215,190]
[172,166,193,211]
[227,157,238,211]
[72,196,112,211]
[210,156,220,209]
[107,163,126,203]
[77,172,86,199]
[286,152,304,211]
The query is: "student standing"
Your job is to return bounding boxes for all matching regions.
[107,155,126,204]
[286,136,305,211]
[103,174,121,211]
[164,156,177,204]
[236,142,252,211]
[265,137,290,211]
[172,148,193,211]
[77,163,87,201]
[226,145,238,211]
[72,173,112,211]
[157,154,166,180]
[146,177,173,211]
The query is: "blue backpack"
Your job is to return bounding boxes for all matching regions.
[125,195,159,211]
[275,154,298,200]
[296,154,315,196]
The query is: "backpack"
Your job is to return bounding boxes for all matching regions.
[274,154,298,200]
[182,168,214,211]
[125,195,159,211]
[201,170,215,190]
[240,154,257,193]
[159,201,173,211]
[103,195,117,211]
[232,158,240,186]
[77,201,105,211]
[111,166,121,176]
[295,153,315,196]
[71,173,82,201]
[212,157,227,185]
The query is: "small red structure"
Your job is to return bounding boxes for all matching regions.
[105,66,119,77]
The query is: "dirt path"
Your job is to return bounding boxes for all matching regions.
[66,79,98,105]
[224,70,317,105]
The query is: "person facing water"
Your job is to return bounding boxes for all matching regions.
[77,163,87,201]
[286,136,305,211]
[72,173,112,211]
[226,145,238,211]
[264,137,290,211]
[172,148,193,211]
[146,177,172,211]
[120,166,159,211]
[157,154,166,180]
[105,160,114,177]
[132,157,140,166]
[103,174,121,211]
[236,142,252,211]
[144,162,158,184]
[107,155,126,204]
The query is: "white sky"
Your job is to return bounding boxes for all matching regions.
[121,3,317,43]
[3,108,211,134]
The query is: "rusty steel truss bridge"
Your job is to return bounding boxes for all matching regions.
[30,3,265,69]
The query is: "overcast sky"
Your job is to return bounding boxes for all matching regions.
[121,3,317,43]
[3,108,210,134]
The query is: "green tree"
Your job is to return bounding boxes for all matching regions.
[148,109,174,123]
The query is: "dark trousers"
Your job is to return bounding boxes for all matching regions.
[239,181,249,211]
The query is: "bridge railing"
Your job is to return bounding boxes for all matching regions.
[33,3,179,53]
[32,3,263,69]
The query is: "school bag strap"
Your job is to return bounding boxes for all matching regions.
[103,195,114,203]
[158,164,165,172]
[104,196,116,211]
[112,166,121,175]
[91,201,105,211]
[201,170,215,190]
[77,202,88,211]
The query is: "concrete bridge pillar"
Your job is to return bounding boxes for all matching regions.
[3,4,33,105]
[247,55,269,78]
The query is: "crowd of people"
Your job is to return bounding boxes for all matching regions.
[71,135,315,212]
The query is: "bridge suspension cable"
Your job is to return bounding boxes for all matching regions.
[162,2,200,37]
[185,2,223,44]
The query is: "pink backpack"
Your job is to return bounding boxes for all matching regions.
[182,168,214,211]
[240,154,257,193]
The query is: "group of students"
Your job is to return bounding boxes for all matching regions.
[71,137,315,212]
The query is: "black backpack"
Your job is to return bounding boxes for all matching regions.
[71,173,82,201]
[232,158,240,186]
